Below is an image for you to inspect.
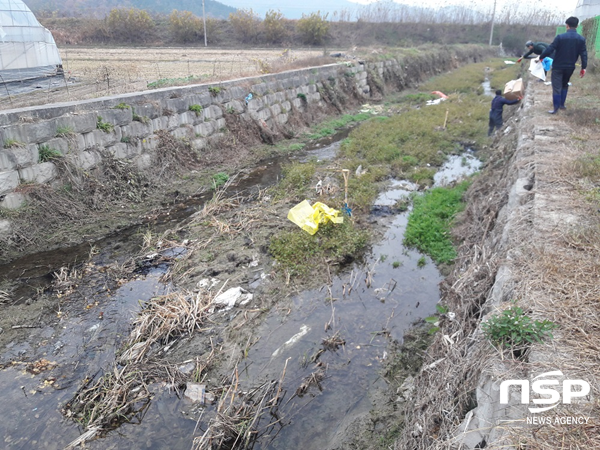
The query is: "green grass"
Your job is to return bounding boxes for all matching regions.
[404,180,471,265]
[574,150,600,182]
[287,143,306,152]
[189,104,203,115]
[3,139,23,148]
[212,172,229,187]
[307,112,374,140]
[147,75,202,89]
[38,144,62,162]
[56,125,74,137]
[114,103,131,110]
[269,220,369,277]
[273,160,318,200]
[97,116,114,133]
[341,99,487,177]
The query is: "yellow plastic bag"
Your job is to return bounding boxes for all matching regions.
[287,200,343,235]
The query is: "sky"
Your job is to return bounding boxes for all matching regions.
[346,0,578,16]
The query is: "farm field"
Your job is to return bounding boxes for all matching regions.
[1,47,330,110]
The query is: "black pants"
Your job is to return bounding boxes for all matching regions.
[551,68,575,95]
[488,111,502,136]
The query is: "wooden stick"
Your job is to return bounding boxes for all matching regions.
[443,109,449,129]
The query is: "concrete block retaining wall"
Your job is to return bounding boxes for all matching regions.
[0,46,485,236]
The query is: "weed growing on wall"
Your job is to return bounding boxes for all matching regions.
[38,145,62,162]
[97,116,114,133]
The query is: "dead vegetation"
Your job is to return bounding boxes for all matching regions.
[0,130,203,263]
[120,290,212,363]
[192,366,287,450]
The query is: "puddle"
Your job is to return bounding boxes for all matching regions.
[0,266,172,449]
[482,77,494,97]
[374,179,419,207]
[433,152,482,187]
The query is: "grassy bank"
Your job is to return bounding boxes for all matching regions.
[264,58,521,286]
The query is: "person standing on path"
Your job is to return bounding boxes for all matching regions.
[488,89,520,136]
[539,16,587,114]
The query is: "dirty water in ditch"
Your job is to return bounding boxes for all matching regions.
[0,135,481,450]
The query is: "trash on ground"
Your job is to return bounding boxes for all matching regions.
[504,60,516,65]
[184,383,205,404]
[272,324,311,358]
[426,98,444,106]
[287,200,343,235]
[212,287,253,311]
[355,165,367,177]
[431,91,448,99]
[360,103,383,114]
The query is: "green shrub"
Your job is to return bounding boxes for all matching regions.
[209,86,221,95]
[263,9,288,44]
[482,305,557,349]
[229,8,260,42]
[297,11,329,45]
[107,7,155,43]
[169,10,202,43]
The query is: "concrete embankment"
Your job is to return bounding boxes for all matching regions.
[398,76,600,449]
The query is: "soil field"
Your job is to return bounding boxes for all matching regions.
[0,47,329,111]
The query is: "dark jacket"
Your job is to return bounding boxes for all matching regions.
[540,29,587,70]
[523,42,549,59]
[489,94,519,122]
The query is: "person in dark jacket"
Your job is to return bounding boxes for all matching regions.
[488,89,521,136]
[539,16,587,114]
[517,41,551,62]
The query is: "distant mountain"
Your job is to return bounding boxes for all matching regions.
[217,0,361,19]
[24,0,236,19]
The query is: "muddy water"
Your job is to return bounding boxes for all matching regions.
[0,136,481,450]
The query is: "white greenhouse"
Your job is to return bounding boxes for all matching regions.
[0,0,62,82]
[575,0,600,21]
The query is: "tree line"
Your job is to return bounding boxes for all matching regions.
[41,7,557,54]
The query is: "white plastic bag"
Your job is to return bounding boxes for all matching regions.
[529,59,545,81]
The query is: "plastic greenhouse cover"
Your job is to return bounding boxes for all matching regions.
[0,0,62,82]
